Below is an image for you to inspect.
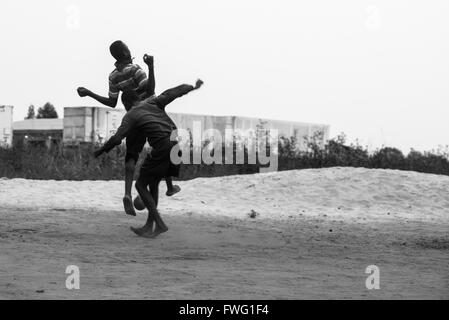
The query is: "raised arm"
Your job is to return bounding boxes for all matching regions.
[94,114,134,157]
[143,54,155,97]
[155,79,204,109]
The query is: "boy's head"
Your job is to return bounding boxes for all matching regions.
[121,90,140,111]
[110,40,131,62]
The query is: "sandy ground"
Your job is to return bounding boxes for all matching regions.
[0,167,448,299]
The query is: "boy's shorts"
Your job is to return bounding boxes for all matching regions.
[125,131,147,163]
[139,139,180,180]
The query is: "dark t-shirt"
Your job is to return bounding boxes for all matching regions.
[103,102,175,154]
[104,84,194,157]
[103,83,194,165]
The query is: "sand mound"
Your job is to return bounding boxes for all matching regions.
[1,167,448,223]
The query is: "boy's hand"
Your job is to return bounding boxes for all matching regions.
[77,87,90,97]
[194,79,204,90]
[143,54,154,66]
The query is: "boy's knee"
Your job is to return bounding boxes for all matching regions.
[135,177,147,192]
[148,176,161,187]
[125,159,136,173]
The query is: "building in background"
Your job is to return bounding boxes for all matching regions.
[0,105,13,147]
[10,106,330,150]
[63,106,124,144]
[12,118,63,148]
[168,112,330,150]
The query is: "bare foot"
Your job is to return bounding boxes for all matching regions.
[166,185,181,197]
[130,218,155,235]
[123,195,136,216]
[130,224,152,236]
[194,79,204,90]
[130,225,168,238]
[130,226,144,236]
[142,225,169,238]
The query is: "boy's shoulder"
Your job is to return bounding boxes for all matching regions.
[122,107,139,123]
[142,94,158,105]
[109,63,143,81]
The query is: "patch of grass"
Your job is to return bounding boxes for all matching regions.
[1,133,449,180]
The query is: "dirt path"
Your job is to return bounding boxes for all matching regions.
[1,168,449,299]
[1,206,448,299]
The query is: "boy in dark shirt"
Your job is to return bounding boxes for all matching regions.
[76,41,177,216]
[121,54,182,216]
[94,79,204,238]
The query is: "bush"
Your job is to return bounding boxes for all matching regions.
[1,134,449,180]
[0,144,126,180]
[405,150,449,174]
[371,147,405,169]
[0,142,260,180]
[323,135,370,168]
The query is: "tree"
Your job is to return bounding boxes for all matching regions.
[25,104,36,119]
[37,102,58,119]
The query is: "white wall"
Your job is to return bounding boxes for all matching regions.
[0,105,13,147]
[62,107,329,149]
[63,107,126,144]
[168,112,329,151]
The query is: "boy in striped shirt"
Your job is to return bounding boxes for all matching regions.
[77,40,152,107]
[77,40,179,216]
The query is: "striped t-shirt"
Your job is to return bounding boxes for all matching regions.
[108,62,149,100]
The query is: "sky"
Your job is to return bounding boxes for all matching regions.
[0,0,448,153]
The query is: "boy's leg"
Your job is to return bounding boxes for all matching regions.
[155,84,195,109]
[123,134,146,216]
[150,177,161,208]
[132,176,168,238]
[123,158,137,216]
[165,176,181,196]
[146,176,169,236]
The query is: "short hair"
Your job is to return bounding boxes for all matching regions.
[109,40,130,61]
[121,90,140,111]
